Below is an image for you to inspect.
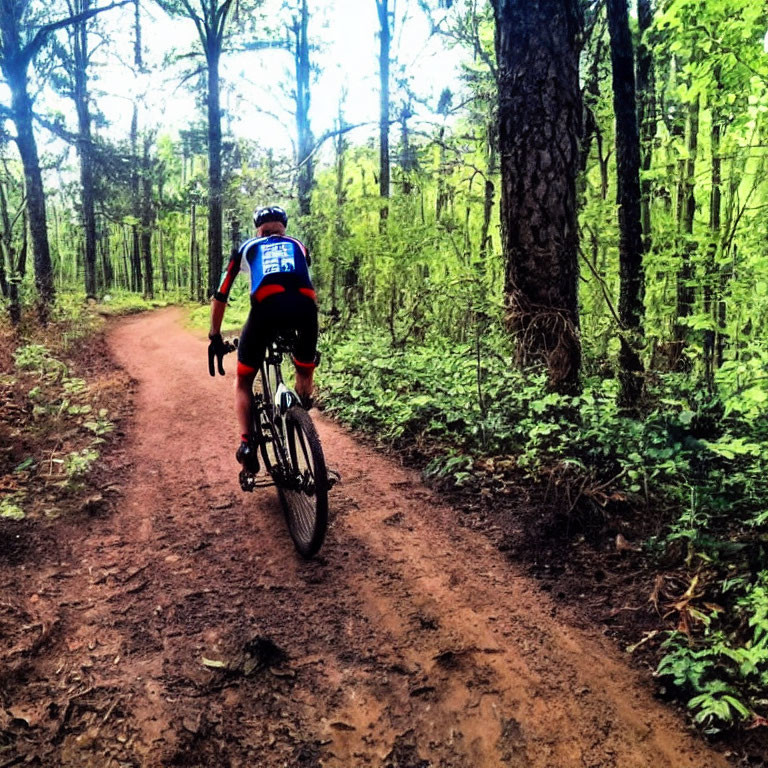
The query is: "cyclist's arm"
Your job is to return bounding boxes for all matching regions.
[209,248,241,337]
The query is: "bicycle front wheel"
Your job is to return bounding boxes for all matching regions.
[279,406,328,559]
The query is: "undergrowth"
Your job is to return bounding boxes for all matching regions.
[0,291,170,521]
[318,323,768,734]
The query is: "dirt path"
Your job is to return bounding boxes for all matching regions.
[0,307,727,767]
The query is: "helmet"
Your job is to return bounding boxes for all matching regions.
[253,205,288,229]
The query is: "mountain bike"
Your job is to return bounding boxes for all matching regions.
[223,337,332,559]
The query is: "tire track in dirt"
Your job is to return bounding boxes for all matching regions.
[0,307,727,767]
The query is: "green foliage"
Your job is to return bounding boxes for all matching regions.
[657,572,768,730]
[63,448,100,479]
[14,344,68,379]
[0,495,25,521]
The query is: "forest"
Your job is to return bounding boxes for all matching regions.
[3,0,768,753]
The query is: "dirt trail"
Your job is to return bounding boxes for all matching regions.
[0,307,727,767]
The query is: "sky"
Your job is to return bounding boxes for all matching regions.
[80,0,461,160]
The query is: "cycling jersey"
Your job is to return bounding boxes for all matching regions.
[214,235,315,304]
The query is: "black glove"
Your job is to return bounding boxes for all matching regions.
[208,333,227,376]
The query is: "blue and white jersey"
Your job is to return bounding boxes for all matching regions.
[215,234,313,303]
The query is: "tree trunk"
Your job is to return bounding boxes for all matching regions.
[8,70,55,315]
[294,0,314,221]
[704,100,722,387]
[159,228,168,292]
[479,113,497,262]
[491,0,583,394]
[0,176,18,322]
[207,44,223,298]
[140,136,154,299]
[71,0,98,299]
[673,94,700,361]
[130,104,143,293]
[607,0,645,408]
[376,0,391,228]
[333,109,348,314]
[190,203,197,302]
[399,101,415,194]
[636,0,654,247]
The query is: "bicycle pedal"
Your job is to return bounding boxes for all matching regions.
[239,469,256,492]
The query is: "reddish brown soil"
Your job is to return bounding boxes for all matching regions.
[0,307,732,767]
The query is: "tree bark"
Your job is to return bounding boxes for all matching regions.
[71,0,98,299]
[607,0,645,408]
[376,0,391,228]
[207,43,223,297]
[7,70,55,314]
[129,103,143,293]
[293,0,314,221]
[140,134,154,299]
[636,0,654,247]
[491,0,583,394]
[479,113,497,262]
[673,94,700,361]
[189,202,197,302]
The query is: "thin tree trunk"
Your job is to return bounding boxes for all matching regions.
[636,0,654,247]
[190,203,197,302]
[140,134,154,299]
[376,0,391,228]
[704,101,722,386]
[607,0,645,408]
[130,104,142,293]
[71,0,98,299]
[673,94,699,361]
[0,176,19,323]
[479,114,497,263]
[159,228,168,292]
[294,0,314,221]
[207,44,223,298]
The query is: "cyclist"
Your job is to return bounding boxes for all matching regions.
[208,205,318,472]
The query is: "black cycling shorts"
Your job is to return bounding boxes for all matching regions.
[237,291,318,373]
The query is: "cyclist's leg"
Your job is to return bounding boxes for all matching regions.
[236,308,268,468]
[258,292,318,402]
[287,294,319,402]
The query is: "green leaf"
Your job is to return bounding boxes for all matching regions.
[1,504,25,520]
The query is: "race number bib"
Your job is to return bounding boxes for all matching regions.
[262,242,296,275]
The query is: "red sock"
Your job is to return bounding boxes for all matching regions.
[241,433,250,443]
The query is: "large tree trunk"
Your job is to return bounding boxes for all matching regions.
[207,44,223,298]
[376,0,391,228]
[607,0,645,408]
[491,0,583,394]
[8,72,55,314]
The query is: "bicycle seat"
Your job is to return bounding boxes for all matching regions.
[271,333,296,355]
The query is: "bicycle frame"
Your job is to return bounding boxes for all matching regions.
[240,339,305,493]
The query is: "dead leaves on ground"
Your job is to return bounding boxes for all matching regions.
[650,570,724,637]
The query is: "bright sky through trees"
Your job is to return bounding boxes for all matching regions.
[32,0,461,163]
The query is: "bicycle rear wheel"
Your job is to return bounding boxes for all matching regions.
[256,361,283,473]
[279,406,328,558]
